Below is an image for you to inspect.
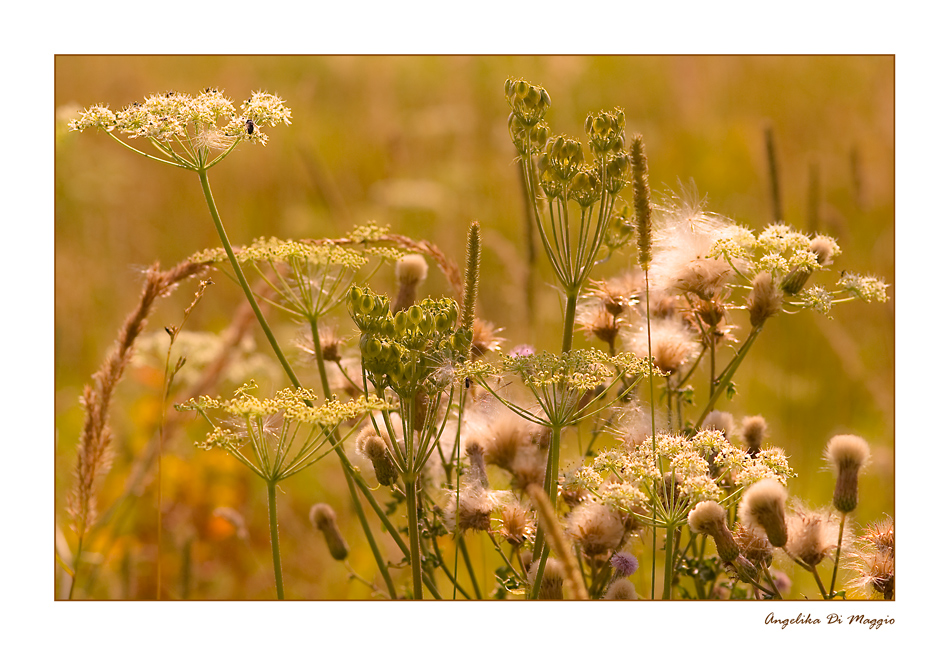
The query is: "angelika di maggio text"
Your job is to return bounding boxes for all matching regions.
[765,613,894,630]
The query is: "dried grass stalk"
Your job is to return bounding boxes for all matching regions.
[67,259,207,537]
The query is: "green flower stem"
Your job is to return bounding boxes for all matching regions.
[529,544,551,600]
[405,477,424,599]
[561,289,579,353]
[457,535,482,600]
[694,323,765,430]
[265,478,285,600]
[761,566,784,599]
[524,284,579,595]
[197,168,303,390]
[528,423,562,598]
[662,525,676,600]
[829,511,848,594]
[427,529,471,599]
[309,318,397,599]
[644,272,659,600]
[811,565,830,599]
[106,132,191,169]
[67,536,84,600]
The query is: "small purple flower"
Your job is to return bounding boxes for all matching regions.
[610,551,639,577]
[508,344,535,357]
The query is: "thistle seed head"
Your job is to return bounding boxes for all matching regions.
[738,478,788,547]
[824,434,871,513]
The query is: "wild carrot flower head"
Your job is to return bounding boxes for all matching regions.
[193,237,394,324]
[838,272,889,303]
[69,89,292,169]
[180,382,390,481]
[578,429,791,528]
[132,329,280,389]
[487,349,655,427]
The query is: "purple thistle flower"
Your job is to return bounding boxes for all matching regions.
[508,344,535,357]
[610,551,639,577]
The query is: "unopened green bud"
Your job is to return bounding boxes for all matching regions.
[417,311,434,335]
[569,167,601,207]
[358,292,376,315]
[360,334,382,359]
[505,78,551,126]
[586,108,625,155]
[604,152,629,194]
[407,304,425,325]
[393,310,409,334]
[545,136,585,183]
[604,202,635,251]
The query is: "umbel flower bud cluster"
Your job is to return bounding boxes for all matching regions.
[506,79,629,204]
[346,286,471,395]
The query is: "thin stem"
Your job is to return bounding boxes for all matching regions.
[309,318,396,598]
[761,566,784,599]
[197,168,303,390]
[457,535,483,600]
[561,289,579,353]
[644,271,658,600]
[265,479,285,600]
[106,132,192,169]
[405,477,423,599]
[811,565,830,599]
[694,324,765,430]
[663,524,676,600]
[829,511,848,594]
[67,536,84,600]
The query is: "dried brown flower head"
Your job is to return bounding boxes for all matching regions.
[747,271,783,327]
[566,501,626,560]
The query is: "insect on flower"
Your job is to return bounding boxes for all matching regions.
[246,119,255,135]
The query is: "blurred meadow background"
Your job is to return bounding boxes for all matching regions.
[55,55,894,600]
